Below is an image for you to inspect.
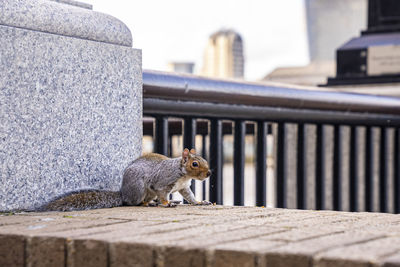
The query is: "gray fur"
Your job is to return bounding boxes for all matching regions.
[38,190,122,211]
[179,187,197,204]
[40,152,210,211]
[121,157,187,205]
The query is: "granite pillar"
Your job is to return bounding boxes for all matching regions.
[0,0,142,211]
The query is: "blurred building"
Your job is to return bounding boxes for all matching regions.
[264,0,367,86]
[201,29,244,79]
[167,62,195,74]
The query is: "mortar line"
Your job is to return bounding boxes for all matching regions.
[244,214,359,227]
[141,219,191,226]
[46,219,136,234]
[163,224,253,242]
[239,235,387,267]
[64,239,67,267]
[104,218,133,222]
[137,225,197,236]
[311,235,389,258]
[106,242,111,267]
[163,222,291,243]
[23,236,27,267]
[1,219,135,236]
[376,248,400,261]
[251,234,392,267]
[152,248,157,267]
[74,223,196,239]
[267,230,347,243]
[208,228,291,247]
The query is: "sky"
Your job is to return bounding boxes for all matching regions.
[86,0,310,81]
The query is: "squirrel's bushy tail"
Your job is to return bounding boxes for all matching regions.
[38,190,122,211]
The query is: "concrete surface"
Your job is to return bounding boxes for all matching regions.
[0,205,399,267]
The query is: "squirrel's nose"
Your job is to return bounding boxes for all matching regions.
[206,170,211,177]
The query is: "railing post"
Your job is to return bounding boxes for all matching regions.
[316,124,325,210]
[297,123,307,209]
[350,126,358,212]
[256,121,267,207]
[333,125,342,211]
[168,134,173,157]
[380,127,388,213]
[201,133,208,201]
[154,116,169,155]
[184,118,197,195]
[277,123,286,208]
[209,119,223,204]
[395,128,400,214]
[365,126,374,212]
[234,120,245,206]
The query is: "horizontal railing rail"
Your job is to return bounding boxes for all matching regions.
[143,118,259,136]
[142,69,400,213]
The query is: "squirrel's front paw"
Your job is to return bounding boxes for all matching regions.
[195,200,212,205]
[142,201,158,207]
[159,201,177,208]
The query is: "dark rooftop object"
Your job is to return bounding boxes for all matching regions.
[364,0,400,35]
[324,0,400,86]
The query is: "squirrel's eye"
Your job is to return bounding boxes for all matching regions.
[192,161,199,168]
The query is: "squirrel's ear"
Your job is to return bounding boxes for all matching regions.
[190,148,196,155]
[182,148,190,163]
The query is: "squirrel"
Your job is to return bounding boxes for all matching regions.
[39,148,212,211]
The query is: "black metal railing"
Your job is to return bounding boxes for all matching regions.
[142,70,400,213]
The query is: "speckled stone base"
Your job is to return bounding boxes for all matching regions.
[0,24,142,211]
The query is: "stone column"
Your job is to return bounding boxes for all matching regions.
[0,0,142,211]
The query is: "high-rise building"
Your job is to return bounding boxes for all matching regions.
[264,0,367,86]
[305,0,367,62]
[201,30,244,79]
